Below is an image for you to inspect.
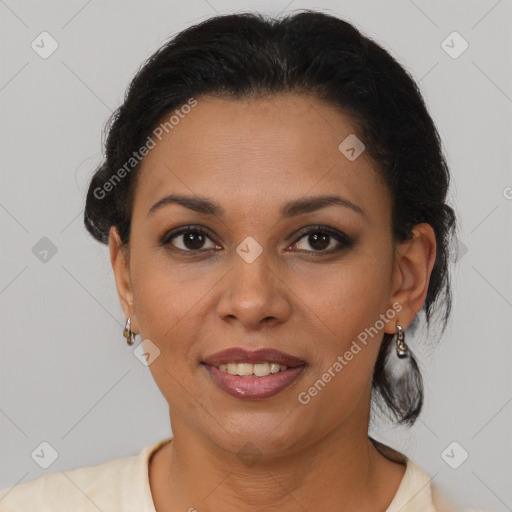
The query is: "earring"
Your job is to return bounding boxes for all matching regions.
[381,320,423,425]
[395,323,409,358]
[123,317,136,346]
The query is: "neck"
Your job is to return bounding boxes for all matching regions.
[150,416,406,512]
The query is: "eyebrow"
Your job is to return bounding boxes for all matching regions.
[147,194,367,220]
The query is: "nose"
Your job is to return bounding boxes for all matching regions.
[216,249,291,332]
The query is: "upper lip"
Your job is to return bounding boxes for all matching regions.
[202,348,306,368]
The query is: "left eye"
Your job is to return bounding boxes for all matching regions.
[291,228,351,253]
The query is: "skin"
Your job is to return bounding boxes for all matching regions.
[110,93,437,512]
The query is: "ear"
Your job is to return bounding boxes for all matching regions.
[384,223,437,334]
[109,226,139,333]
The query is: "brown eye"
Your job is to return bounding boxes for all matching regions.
[161,226,219,252]
[291,226,353,253]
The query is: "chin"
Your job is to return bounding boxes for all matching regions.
[205,410,309,459]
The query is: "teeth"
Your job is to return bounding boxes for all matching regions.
[237,363,254,376]
[218,362,289,376]
[226,363,237,375]
[270,363,281,374]
[255,362,275,376]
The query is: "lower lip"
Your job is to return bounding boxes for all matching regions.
[203,364,306,400]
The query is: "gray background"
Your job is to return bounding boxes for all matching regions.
[1,0,511,510]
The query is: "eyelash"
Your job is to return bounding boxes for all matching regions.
[159,224,354,256]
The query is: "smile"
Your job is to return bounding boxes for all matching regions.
[201,347,307,400]
[217,362,289,377]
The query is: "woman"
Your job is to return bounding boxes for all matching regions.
[0,10,489,512]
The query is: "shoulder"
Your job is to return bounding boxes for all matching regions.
[430,482,493,512]
[0,438,171,512]
[370,439,492,512]
[400,459,493,512]
[0,452,140,512]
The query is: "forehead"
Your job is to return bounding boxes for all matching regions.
[132,94,389,222]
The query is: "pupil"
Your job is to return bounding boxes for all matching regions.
[309,233,329,250]
[184,232,205,250]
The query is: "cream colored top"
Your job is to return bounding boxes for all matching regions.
[0,437,488,512]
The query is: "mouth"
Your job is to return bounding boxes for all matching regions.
[217,362,291,377]
[201,347,307,400]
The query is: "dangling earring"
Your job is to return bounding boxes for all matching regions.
[383,321,414,385]
[123,317,136,346]
[395,323,409,358]
[382,320,423,424]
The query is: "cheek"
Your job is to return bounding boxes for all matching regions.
[294,252,392,335]
[130,263,204,405]
[292,254,390,395]
[296,279,385,423]
[130,248,208,338]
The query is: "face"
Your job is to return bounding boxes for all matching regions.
[110,93,431,458]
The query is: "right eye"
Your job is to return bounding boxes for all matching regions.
[160,226,221,253]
